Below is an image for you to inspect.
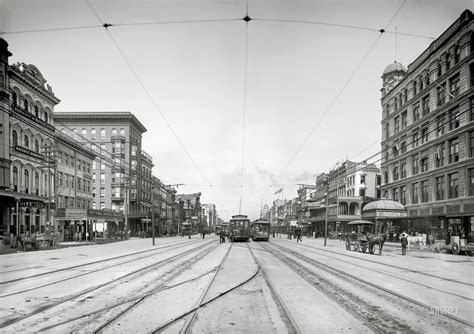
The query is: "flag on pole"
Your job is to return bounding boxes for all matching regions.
[274,188,283,195]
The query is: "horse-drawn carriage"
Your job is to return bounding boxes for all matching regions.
[15,231,60,251]
[345,220,388,255]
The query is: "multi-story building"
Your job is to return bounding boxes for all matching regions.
[54,112,149,235]
[176,192,201,234]
[380,9,473,239]
[307,173,328,237]
[0,40,60,240]
[297,184,317,234]
[202,203,217,232]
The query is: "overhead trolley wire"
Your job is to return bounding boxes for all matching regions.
[85,0,212,186]
[271,0,407,188]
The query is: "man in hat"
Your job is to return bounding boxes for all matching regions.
[400,231,408,255]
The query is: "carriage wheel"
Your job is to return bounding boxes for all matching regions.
[362,245,367,253]
[52,238,59,248]
[451,242,460,255]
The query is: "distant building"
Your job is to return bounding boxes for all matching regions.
[380,10,473,238]
[54,111,151,236]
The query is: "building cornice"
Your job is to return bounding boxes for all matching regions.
[54,111,147,133]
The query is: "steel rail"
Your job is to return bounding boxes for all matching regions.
[0,240,215,329]
[267,242,473,330]
[246,242,300,334]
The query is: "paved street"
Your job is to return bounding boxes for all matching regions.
[0,235,472,333]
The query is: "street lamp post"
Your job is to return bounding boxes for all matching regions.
[324,192,328,247]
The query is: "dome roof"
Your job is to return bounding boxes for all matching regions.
[382,61,407,76]
[362,199,405,212]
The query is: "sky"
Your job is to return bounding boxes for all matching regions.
[1,0,471,221]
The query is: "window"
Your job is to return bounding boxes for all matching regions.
[393,145,399,158]
[449,109,460,131]
[435,144,445,168]
[34,139,40,153]
[393,188,399,201]
[100,163,105,170]
[401,163,407,178]
[81,128,87,138]
[421,125,429,144]
[383,171,388,184]
[412,156,419,175]
[421,157,428,172]
[91,128,96,139]
[471,131,474,157]
[413,103,420,122]
[100,188,105,198]
[100,128,106,140]
[448,173,458,198]
[100,173,105,184]
[100,202,105,210]
[35,105,39,118]
[436,114,445,137]
[58,172,63,186]
[393,166,399,181]
[65,174,69,187]
[72,128,77,140]
[394,116,400,133]
[384,124,390,138]
[12,91,17,107]
[91,144,96,152]
[449,74,460,97]
[437,83,446,107]
[12,130,18,146]
[448,137,459,163]
[421,180,429,203]
[400,141,407,154]
[24,169,30,194]
[401,111,407,129]
[360,175,366,184]
[400,186,406,205]
[469,168,474,196]
[24,135,29,149]
[12,166,18,191]
[112,128,117,136]
[422,95,430,116]
[412,131,419,148]
[436,176,445,200]
[100,143,105,152]
[131,145,137,157]
[120,128,125,136]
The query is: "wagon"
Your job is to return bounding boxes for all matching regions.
[433,236,473,256]
[345,220,374,253]
[34,233,60,250]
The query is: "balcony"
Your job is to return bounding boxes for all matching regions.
[111,194,124,201]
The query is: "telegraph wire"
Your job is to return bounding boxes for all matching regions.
[272,0,407,186]
[86,0,212,186]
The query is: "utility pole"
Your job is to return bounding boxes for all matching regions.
[324,192,328,247]
[151,186,155,245]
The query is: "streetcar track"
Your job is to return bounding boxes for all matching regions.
[0,240,216,329]
[36,242,222,333]
[0,240,204,299]
[278,239,473,301]
[279,238,474,287]
[266,242,473,330]
[246,243,300,334]
[0,239,200,286]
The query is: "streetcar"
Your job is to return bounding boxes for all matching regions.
[229,214,251,242]
[251,218,271,241]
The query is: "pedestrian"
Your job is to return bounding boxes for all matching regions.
[400,231,408,255]
[296,228,302,242]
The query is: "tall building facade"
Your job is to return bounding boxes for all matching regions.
[0,40,60,239]
[380,10,473,239]
[54,112,150,236]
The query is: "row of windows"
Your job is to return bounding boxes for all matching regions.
[11,166,49,195]
[58,196,91,209]
[11,130,42,153]
[57,152,92,173]
[57,172,91,192]
[11,92,51,124]
[389,169,473,205]
[385,136,463,183]
[386,44,461,115]
[68,128,126,141]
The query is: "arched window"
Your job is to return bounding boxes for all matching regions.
[119,128,125,136]
[34,139,40,153]
[91,128,96,139]
[24,135,29,149]
[81,128,87,138]
[24,99,29,112]
[34,172,40,195]
[24,169,30,194]
[12,130,18,146]
[12,92,17,106]
[111,128,117,136]
[44,112,49,123]
[35,105,39,118]
[72,128,77,140]
[100,128,106,140]
[12,166,18,191]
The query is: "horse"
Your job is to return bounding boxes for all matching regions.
[367,232,389,255]
[15,234,38,251]
[407,233,427,251]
